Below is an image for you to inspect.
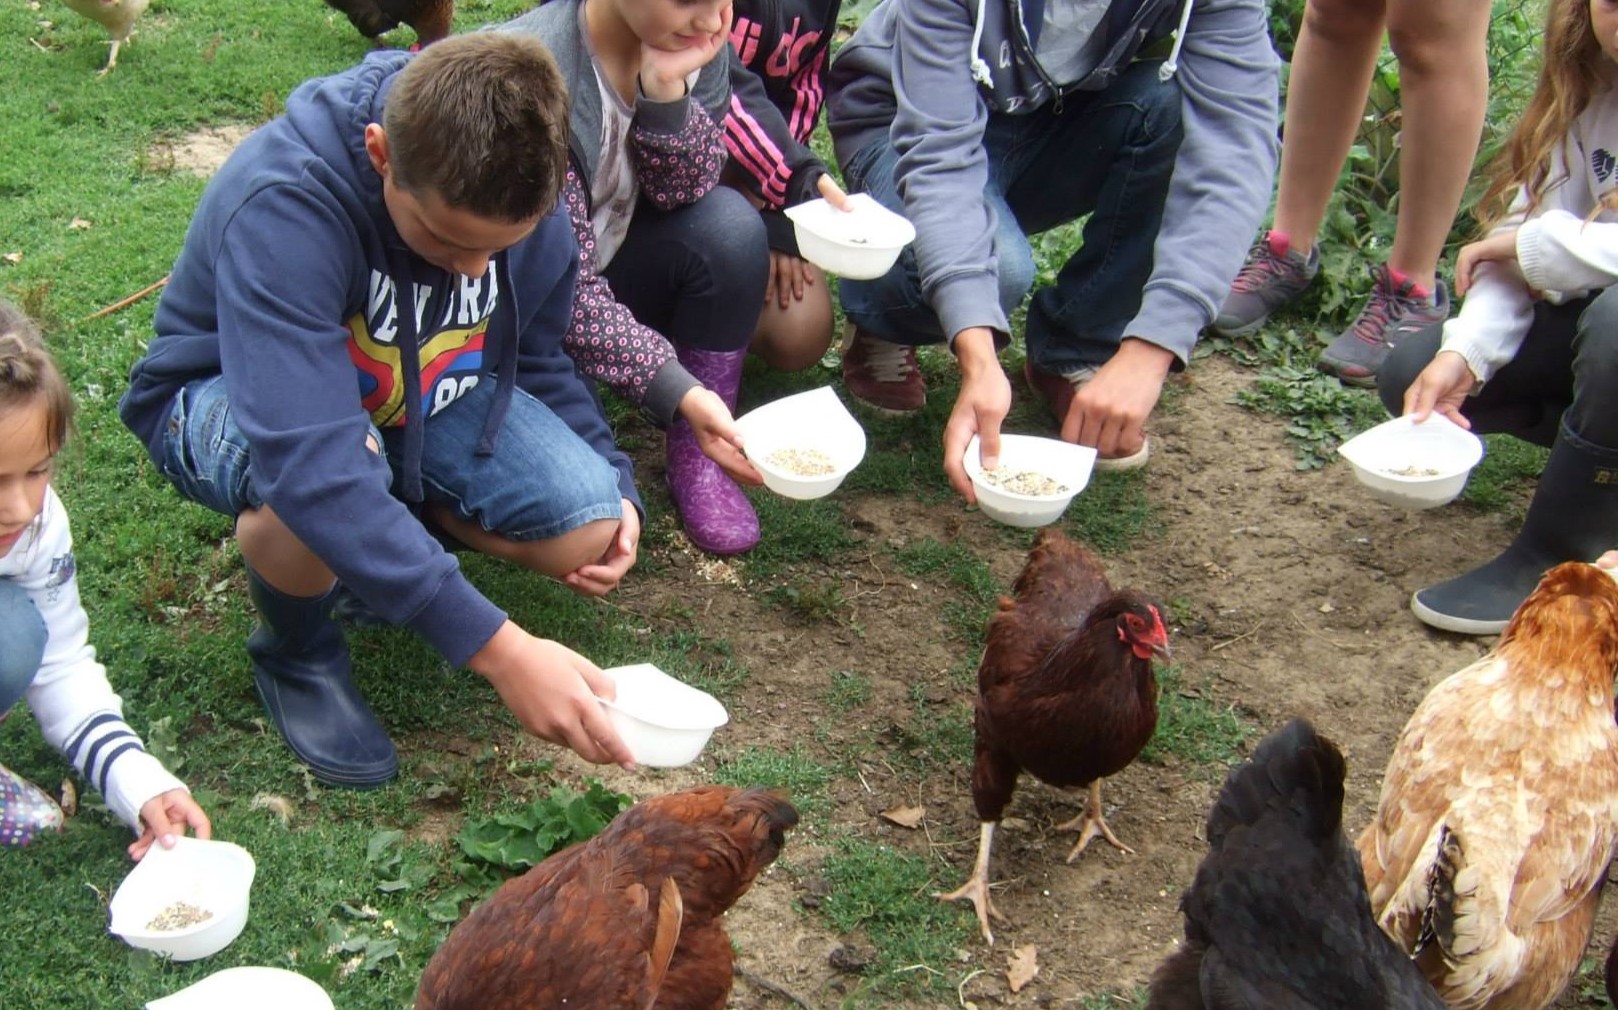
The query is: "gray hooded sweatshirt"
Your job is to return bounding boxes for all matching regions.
[826,0,1280,363]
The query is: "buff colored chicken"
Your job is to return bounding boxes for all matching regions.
[59,0,148,75]
[1357,553,1618,1010]
[415,786,798,1010]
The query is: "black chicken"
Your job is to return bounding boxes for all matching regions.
[1145,718,1446,1010]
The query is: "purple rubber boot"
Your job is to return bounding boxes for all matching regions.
[667,346,760,555]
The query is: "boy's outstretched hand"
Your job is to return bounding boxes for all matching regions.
[130,789,212,861]
[472,622,636,769]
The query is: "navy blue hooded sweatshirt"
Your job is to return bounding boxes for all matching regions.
[119,51,640,668]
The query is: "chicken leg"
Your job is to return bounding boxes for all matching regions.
[1055,779,1134,861]
[934,821,1008,944]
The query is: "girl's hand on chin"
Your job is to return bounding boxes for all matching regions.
[639,2,733,98]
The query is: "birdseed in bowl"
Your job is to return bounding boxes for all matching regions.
[1385,465,1442,478]
[146,901,214,932]
[978,467,1069,497]
[765,448,837,477]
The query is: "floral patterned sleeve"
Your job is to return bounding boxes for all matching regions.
[559,164,697,425]
[630,95,727,211]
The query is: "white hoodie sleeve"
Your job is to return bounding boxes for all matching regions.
[16,489,185,832]
[1440,135,1603,386]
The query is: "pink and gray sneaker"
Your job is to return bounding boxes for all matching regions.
[1317,265,1450,388]
[1212,231,1320,338]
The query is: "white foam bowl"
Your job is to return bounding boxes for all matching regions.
[1337,414,1485,509]
[600,664,729,768]
[735,386,867,500]
[146,967,334,1010]
[783,194,917,280]
[109,837,256,961]
[964,434,1097,528]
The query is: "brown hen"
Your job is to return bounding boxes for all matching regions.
[323,0,455,48]
[1357,558,1618,1010]
[937,528,1169,944]
[415,785,798,1010]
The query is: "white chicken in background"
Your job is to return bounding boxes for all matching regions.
[59,0,149,75]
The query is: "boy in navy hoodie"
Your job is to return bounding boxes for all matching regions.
[119,34,640,789]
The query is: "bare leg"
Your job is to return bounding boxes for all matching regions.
[934,821,1007,945]
[1054,780,1134,860]
[237,505,336,596]
[1383,0,1492,292]
[1270,0,1388,250]
[750,263,834,372]
[426,507,620,580]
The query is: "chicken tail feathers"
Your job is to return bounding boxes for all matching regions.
[642,877,684,1010]
[1415,825,1467,959]
[1205,717,1345,850]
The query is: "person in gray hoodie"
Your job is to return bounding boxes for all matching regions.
[826,0,1279,498]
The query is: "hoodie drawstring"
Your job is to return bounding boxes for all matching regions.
[1158,0,1194,82]
[381,248,518,502]
[969,0,993,85]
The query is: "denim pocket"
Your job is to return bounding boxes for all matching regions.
[160,377,256,517]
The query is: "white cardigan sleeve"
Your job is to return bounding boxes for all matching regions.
[18,490,185,832]
[1440,139,1602,386]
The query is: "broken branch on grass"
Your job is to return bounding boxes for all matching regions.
[1210,619,1266,653]
[82,275,169,323]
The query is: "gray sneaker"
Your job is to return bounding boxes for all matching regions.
[1212,231,1320,338]
[1317,265,1450,388]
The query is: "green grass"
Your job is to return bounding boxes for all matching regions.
[1139,666,1252,771]
[814,836,977,997]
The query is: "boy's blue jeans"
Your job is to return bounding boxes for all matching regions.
[159,374,622,541]
[0,579,47,719]
[838,60,1185,376]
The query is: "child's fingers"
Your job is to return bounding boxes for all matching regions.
[182,800,213,840]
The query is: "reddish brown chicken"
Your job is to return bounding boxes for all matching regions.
[937,528,1170,944]
[414,786,798,1010]
[323,0,455,48]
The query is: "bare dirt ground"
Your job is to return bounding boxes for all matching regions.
[524,352,1612,1009]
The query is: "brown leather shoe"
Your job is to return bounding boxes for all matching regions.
[840,324,926,414]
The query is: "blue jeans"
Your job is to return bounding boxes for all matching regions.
[1378,288,1618,450]
[838,60,1185,375]
[160,375,622,541]
[0,579,46,720]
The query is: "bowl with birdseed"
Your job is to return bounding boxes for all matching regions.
[964,434,1098,527]
[1337,413,1484,509]
[735,386,867,500]
[109,836,256,961]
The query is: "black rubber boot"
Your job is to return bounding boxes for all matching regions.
[1412,424,1618,635]
[246,570,398,788]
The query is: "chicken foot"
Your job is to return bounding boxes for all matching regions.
[1055,779,1134,861]
[934,821,1008,944]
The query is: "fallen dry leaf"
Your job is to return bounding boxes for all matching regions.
[1007,944,1038,993]
[2,252,22,265]
[879,804,924,829]
[68,218,92,231]
[250,792,297,827]
[59,779,78,818]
